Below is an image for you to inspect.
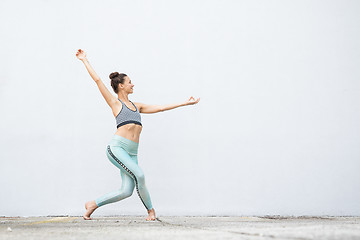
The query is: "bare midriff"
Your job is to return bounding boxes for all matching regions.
[115,124,142,143]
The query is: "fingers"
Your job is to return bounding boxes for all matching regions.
[75,49,86,58]
[188,96,200,101]
[187,96,200,104]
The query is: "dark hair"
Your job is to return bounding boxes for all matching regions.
[109,72,127,93]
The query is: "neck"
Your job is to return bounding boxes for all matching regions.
[117,92,129,102]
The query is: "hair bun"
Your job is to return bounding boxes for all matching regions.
[109,72,120,79]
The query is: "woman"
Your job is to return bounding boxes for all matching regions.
[75,49,200,221]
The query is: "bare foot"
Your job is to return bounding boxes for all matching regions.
[83,200,98,220]
[146,208,156,221]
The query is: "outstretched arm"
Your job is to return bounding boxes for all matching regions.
[76,49,101,82]
[76,49,117,108]
[135,96,200,114]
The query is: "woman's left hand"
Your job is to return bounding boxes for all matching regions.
[185,96,200,105]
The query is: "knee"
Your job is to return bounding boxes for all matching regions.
[122,188,134,198]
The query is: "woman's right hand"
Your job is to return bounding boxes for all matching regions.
[76,49,87,61]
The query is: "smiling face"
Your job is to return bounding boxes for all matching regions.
[119,76,134,94]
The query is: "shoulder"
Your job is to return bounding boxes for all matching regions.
[132,102,143,111]
[112,99,123,117]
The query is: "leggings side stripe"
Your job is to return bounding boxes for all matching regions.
[107,145,149,210]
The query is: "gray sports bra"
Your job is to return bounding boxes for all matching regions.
[115,99,142,128]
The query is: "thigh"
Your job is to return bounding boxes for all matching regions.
[130,154,138,165]
[120,168,135,192]
[107,145,144,179]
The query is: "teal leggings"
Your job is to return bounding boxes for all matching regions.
[95,135,153,211]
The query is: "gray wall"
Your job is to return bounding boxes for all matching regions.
[0,0,359,217]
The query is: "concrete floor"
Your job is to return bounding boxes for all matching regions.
[1,216,359,240]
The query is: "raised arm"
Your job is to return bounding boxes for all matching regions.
[76,49,117,108]
[135,96,200,114]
